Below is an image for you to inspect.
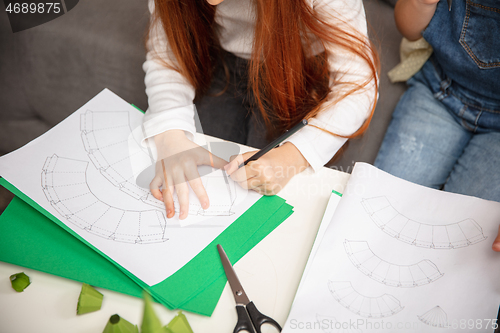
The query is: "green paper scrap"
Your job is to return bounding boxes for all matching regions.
[102,314,139,333]
[165,311,193,333]
[10,272,31,292]
[141,292,167,333]
[0,180,293,316]
[77,283,104,315]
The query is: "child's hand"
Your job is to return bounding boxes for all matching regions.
[417,0,440,4]
[150,130,226,220]
[492,225,500,252]
[224,142,309,195]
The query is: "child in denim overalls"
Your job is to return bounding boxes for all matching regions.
[374,0,500,250]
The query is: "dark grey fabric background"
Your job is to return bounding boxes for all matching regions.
[0,0,406,212]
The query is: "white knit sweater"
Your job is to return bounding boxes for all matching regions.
[142,0,376,171]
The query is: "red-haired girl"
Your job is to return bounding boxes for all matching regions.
[143,0,379,219]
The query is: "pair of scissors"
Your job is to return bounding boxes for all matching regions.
[217,244,282,333]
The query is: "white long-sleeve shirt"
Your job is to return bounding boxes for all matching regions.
[142,0,376,171]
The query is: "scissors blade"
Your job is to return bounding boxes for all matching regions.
[217,244,251,306]
[447,0,452,11]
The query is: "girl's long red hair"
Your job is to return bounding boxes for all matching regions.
[149,0,379,139]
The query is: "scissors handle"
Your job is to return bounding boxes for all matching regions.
[246,301,282,333]
[234,305,256,333]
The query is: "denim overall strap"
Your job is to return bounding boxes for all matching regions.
[422,0,500,102]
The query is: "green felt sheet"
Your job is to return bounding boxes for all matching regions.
[0,179,293,316]
[0,177,150,296]
[0,196,144,298]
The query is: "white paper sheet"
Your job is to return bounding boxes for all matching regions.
[284,163,500,333]
[0,89,260,286]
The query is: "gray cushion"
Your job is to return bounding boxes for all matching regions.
[0,0,149,155]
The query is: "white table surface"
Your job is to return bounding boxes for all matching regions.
[0,143,350,333]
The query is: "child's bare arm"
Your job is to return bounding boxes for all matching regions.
[394,0,440,41]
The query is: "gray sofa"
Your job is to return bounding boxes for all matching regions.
[0,0,406,212]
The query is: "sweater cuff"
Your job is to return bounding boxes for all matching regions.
[284,126,348,172]
[141,104,197,147]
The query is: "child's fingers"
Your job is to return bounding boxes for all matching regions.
[150,175,164,201]
[254,183,283,196]
[162,184,175,219]
[233,174,262,191]
[233,178,251,190]
[252,185,269,195]
[188,146,227,169]
[159,159,176,218]
[227,152,260,183]
[185,168,209,209]
[161,178,175,219]
[229,154,239,162]
[207,152,228,170]
[172,168,189,220]
[230,161,262,185]
[224,153,249,175]
[492,225,500,252]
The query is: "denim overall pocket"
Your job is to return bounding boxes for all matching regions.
[459,0,500,69]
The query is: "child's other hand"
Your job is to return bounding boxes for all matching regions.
[150,130,226,220]
[224,142,309,196]
[492,225,500,252]
[417,0,440,5]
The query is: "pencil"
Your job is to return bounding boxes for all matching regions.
[238,119,308,168]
